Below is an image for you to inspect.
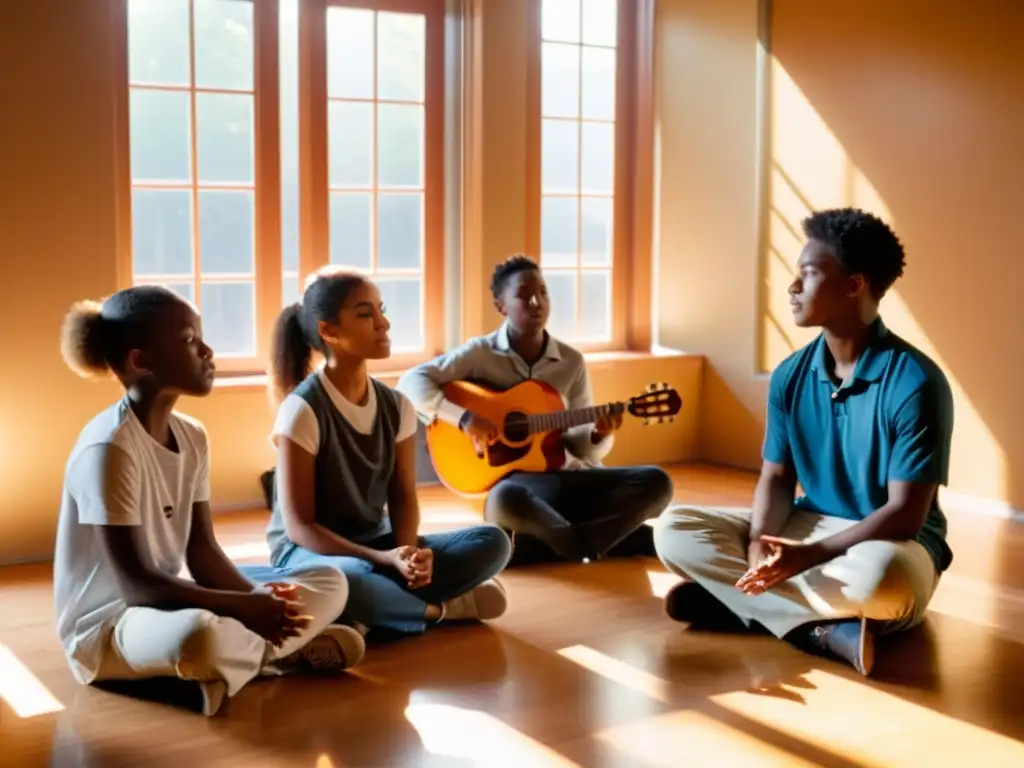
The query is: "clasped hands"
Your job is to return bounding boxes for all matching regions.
[381,545,434,590]
[735,536,827,595]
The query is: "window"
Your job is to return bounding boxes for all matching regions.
[121,0,445,375]
[529,0,651,350]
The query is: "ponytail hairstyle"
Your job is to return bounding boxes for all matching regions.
[60,286,185,381]
[269,267,367,403]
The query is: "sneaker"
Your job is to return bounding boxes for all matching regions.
[276,625,366,674]
[197,679,227,717]
[441,579,508,622]
[804,619,875,676]
[664,581,749,632]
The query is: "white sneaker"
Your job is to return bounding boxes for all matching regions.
[276,625,366,674]
[198,679,227,717]
[441,579,508,622]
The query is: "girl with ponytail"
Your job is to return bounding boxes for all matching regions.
[54,286,363,717]
[257,266,511,638]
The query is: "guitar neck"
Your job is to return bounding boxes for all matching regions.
[527,403,624,435]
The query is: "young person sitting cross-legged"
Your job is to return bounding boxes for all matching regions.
[398,255,674,565]
[55,287,364,718]
[257,268,512,639]
[653,208,954,676]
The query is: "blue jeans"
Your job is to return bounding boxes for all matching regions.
[241,525,511,635]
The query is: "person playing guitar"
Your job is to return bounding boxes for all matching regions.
[397,255,674,565]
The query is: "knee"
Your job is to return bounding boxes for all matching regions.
[176,613,224,680]
[635,467,675,513]
[652,506,714,562]
[288,566,351,618]
[484,481,532,521]
[844,543,923,620]
[467,524,514,573]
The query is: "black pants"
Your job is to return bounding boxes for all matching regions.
[483,466,674,565]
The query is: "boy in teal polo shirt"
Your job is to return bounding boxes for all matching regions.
[653,208,954,676]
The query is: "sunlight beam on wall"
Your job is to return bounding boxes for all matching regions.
[0,642,64,718]
[762,57,1007,507]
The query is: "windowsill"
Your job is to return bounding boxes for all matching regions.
[212,345,698,394]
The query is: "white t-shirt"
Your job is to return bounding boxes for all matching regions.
[53,398,210,684]
[272,370,419,454]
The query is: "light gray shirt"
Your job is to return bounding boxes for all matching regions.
[396,322,613,468]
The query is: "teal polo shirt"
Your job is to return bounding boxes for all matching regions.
[763,317,954,572]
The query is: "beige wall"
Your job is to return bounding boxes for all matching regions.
[0,0,699,565]
[656,0,1024,509]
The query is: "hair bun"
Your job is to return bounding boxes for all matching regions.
[60,300,110,378]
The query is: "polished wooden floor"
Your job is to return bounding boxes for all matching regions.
[2,464,1023,767]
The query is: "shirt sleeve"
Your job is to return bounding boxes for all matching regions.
[272,395,320,456]
[888,377,953,485]
[70,443,142,526]
[563,365,614,463]
[193,425,211,504]
[395,340,484,428]
[396,392,420,443]
[761,367,792,466]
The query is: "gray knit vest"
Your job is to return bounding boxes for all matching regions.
[266,374,401,566]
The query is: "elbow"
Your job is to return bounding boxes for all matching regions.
[283,515,325,554]
[117,572,170,609]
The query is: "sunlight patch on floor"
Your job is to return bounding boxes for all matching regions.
[595,709,817,768]
[0,642,64,718]
[405,703,580,767]
[557,644,670,703]
[646,570,681,598]
[710,668,1024,766]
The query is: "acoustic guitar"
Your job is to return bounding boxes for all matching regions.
[424,379,683,496]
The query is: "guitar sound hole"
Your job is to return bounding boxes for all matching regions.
[503,411,530,443]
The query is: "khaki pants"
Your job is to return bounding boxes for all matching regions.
[94,566,348,697]
[652,506,939,638]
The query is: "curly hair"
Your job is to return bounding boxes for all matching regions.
[802,208,906,298]
[60,285,185,380]
[490,254,540,298]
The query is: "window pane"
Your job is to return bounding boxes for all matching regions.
[582,0,617,47]
[581,47,616,121]
[132,189,193,277]
[196,93,254,183]
[329,100,373,188]
[541,197,578,268]
[378,104,423,188]
[580,197,613,266]
[280,0,300,271]
[541,43,580,119]
[130,89,191,182]
[329,193,372,269]
[136,281,194,304]
[201,282,255,356]
[376,278,422,352]
[377,12,425,102]
[199,190,254,274]
[282,274,300,307]
[377,194,422,270]
[194,0,254,91]
[128,0,190,86]
[542,0,580,44]
[327,8,374,99]
[543,271,577,340]
[579,270,611,340]
[542,119,579,194]
[581,121,614,194]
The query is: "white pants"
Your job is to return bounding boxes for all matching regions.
[93,566,348,697]
[653,506,940,638]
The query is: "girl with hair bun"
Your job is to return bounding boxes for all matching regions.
[54,286,364,717]
[256,267,511,638]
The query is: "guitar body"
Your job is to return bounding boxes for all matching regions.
[425,379,568,497]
